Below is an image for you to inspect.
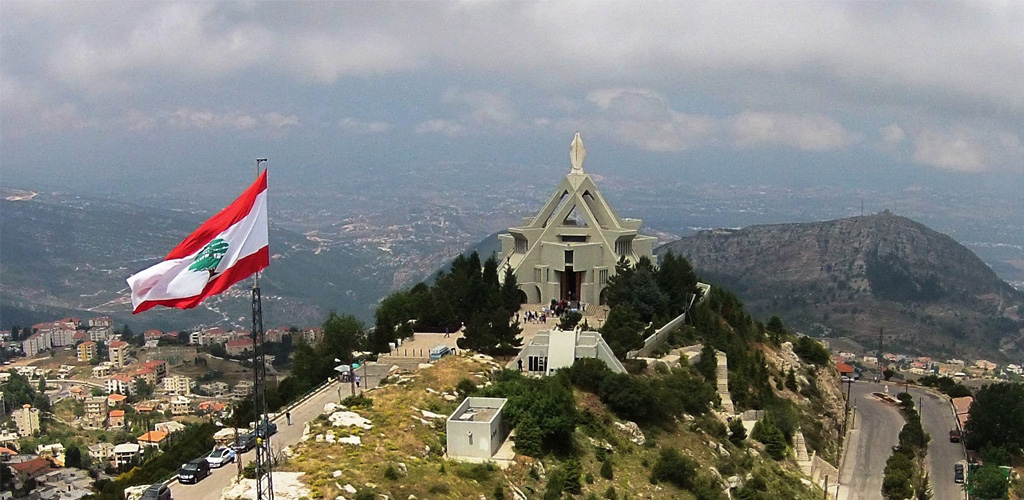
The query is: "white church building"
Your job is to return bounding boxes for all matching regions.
[498,133,656,306]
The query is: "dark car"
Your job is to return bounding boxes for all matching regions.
[954,463,965,484]
[178,458,211,484]
[949,429,962,443]
[255,421,278,438]
[231,432,256,453]
[140,484,172,500]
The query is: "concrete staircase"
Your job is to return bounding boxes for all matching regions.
[716,351,735,414]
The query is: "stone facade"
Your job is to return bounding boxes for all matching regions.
[498,134,655,306]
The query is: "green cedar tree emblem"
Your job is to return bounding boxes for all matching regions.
[189,238,229,273]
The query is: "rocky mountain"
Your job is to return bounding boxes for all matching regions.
[657,211,1024,360]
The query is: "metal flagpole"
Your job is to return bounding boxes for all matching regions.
[251,158,274,500]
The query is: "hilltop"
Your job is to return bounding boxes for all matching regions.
[657,211,1024,360]
[278,350,841,500]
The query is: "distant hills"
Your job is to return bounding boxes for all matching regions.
[0,193,394,332]
[657,211,1024,361]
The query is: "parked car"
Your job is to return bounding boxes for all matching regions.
[949,429,962,443]
[255,421,278,439]
[954,463,965,484]
[140,484,172,500]
[231,432,256,453]
[205,447,236,468]
[178,458,211,484]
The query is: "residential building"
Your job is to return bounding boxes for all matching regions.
[84,396,108,426]
[89,317,113,329]
[975,359,998,371]
[108,341,128,368]
[10,457,53,485]
[1006,364,1022,375]
[135,401,158,414]
[105,374,136,396]
[106,393,127,407]
[155,421,185,434]
[446,397,510,460]
[170,396,191,416]
[113,443,141,468]
[511,328,626,376]
[143,329,164,342]
[300,327,322,345]
[35,443,64,459]
[232,380,254,398]
[138,430,168,448]
[200,381,229,397]
[197,401,227,417]
[108,410,125,428]
[225,337,255,357]
[77,341,98,362]
[88,442,114,462]
[37,466,93,500]
[497,133,656,306]
[92,364,112,378]
[13,404,41,437]
[164,375,193,395]
[141,360,168,382]
[134,367,156,386]
[22,331,51,357]
[89,327,114,342]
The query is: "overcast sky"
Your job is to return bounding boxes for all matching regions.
[2,1,1023,196]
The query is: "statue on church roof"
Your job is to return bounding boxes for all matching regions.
[570,132,586,173]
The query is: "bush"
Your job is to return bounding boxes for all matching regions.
[604,486,618,500]
[650,448,698,489]
[751,418,787,460]
[558,311,583,330]
[562,458,583,494]
[340,393,373,409]
[383,464,399,480]
[600,458,613,480]
[729,418,747,445]
[456,378,477,397]
[793,336,830,366]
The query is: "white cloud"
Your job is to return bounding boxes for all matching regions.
[732,112,860,152]
[880,124,906,144]
[415,119,466,137]
[910,126,1023,173]
[164,108,298,131]
[338,117,390,133]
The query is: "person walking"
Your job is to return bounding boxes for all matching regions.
[286,411,292,425]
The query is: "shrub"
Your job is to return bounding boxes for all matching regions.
[793,336,830,366]
[728,418,747,445]
[456,378,477,397]
[604,486,618,500]
[751,418,787,460]
[383,464,399,480]
[562,458,583,494]
[600,458,613,480]
[354,491,376,500]
[454,462,494,482]
[340,393,373,409]
[558,311,583,330]
[650,448,697,489]
[585,472,595,484]
[493,484,506,500]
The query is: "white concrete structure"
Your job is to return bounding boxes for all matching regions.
[511,328,625,375]
[446,397,509,460]
[113,443,141,468]
[498,133,656,306]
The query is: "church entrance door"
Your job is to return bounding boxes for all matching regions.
[560,267,581,302]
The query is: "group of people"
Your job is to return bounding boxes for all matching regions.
[521,310,548,324]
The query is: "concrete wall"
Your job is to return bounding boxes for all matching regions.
[446,398,508,460]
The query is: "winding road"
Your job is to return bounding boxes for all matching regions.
[837,382,965,500]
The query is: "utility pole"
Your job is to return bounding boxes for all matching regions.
[251,158,274,500]
[877,327,884,379]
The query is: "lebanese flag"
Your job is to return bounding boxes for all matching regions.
[127,171,269,314]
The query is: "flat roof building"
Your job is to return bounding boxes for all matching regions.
[511,327,626,376]
[498,133,655,306]
[446,397,509,460]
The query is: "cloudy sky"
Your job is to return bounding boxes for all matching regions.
[2,1,1023,194]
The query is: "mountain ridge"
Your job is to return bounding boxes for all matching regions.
[657,211,1024,361]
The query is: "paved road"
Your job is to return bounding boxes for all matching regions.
[169,362,391,500]
[839,382,905,500]
[838,382,965,500]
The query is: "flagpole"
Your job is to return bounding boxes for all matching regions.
[251,157,274,500]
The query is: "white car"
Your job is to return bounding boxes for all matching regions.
[205,447,236,468]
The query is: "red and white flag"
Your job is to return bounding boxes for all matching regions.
[127,171,269,314]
